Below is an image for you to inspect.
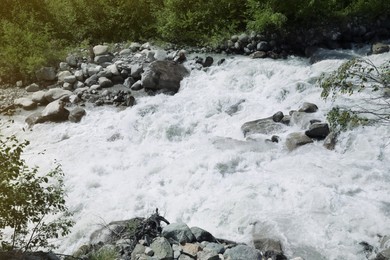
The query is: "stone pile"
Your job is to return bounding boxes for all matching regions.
[241,102,336,151]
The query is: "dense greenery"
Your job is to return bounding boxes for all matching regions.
[0,0,389,81]
[0,133,73,252]
[319,58,390,131]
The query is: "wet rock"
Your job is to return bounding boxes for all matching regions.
[250,51,267,59]
[203,56,214,67]
[162,223,196,244]
[69,107,86,123]
[290,111,318,129]
[376,248,390,260]
[141,60,189,93]
[286,132,313,151]
[254,238,286,259]
[305,123,330,140]
[272,111,284,122]
[25,83,40,92]
[40,99,70,122]
[44,88,72,102]
[204,243,225,254]
[241,117,285,137]
[257,41,270,52]
[93,45,109,56]
[372,42,389,54]
[191,227,216,242]
[131,80,143,91]
[224,245,262,260]
[298,102,318,113]
[14,97,37,110]
[130,64,144,78]
[35,67,56,81]
[32,90,47,104]
[150,237,173,260]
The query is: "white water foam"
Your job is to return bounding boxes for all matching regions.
[3,52,390,259]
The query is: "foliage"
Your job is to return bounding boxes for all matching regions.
[89,246,119,260]
[319,58,390,131]
[0,135,73,252]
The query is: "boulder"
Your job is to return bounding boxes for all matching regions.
[257,41,270,52]
[62,82,73,91]
[107,64,120,75]
[272,111,284,122]
[68,107,86,123]
[93,45,109,56]
[190,227,216,242]
[85,75,99,86]
[376,248,390,260]
[285,132,313,151]
[305,122,330,140]
[203,243,225,254]
[241,117,285,137]
[130,64,144,78]
[40,99,70,122]
[99,77,113,88]
[254,238,285,259]
[154,50,167,61]
[150,237,173,260]
[25,83,40,92]
[162,223,196,244]
[66,54,78,67]
[131,80,143,91]
[94,54,113,64]
[57,71,72,82]
[14,98,37,110]
[250,51,267,59]
[323,132,337,150]
[298,102,318,113]
[44,88,72,102]
[74,70,84,81]
[203,56,214,67]
[32,91,47,104]
[372,42,389,54]
[35,67,57,81]
[223,245,262,260]
[181,243,201,258]
[129,42,142,52]
[197,250,220,260]
[59,62,70,71]
[141,60,189,93]
[119,49,131,56]
[64,75,77,84]
[87,65,102,76]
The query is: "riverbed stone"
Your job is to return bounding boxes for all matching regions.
[150,237,173,260]
[57,71,72,82]
[32,90,47,104]
[93,45,109,56]
[64,75,77,84]
[14,97,37,110]
[141,60,189,93]
[305,122,330,140]
[254,238,284,257]
[99,77,113,88]
[40,99,70,123]
[44,88,72,102]
[250,51,267,59]
[68,107,86,123]
[223,245,262,260]
[272,111,284,122]
[241,117,285,137]
[298,102,318,113]
[286,132,313,151]
[191,227,216,242]
[162,223,196,244]
[25,83,40,92]
[376,248,390,260]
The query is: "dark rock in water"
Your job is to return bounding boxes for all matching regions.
[26,112,45,126]
[217,59,226,66]
[124,77,136,88]
[272,111,284,122]
[271,135,280,143]
[281,115,291,125]
[241,117,285,137]
[162,223,196,244]
[141,60,189,93]
[310,119,321,124]
[40,99,70,122]
[298,102,318,113]
[323,131,337,150]
[203,56,214,67]
[124,95,135,107]
[285,132,313,151]
[69,107,86,123]
[257,41,270,52]
[309,48,358,64]
[372,42,390,54]
[254,238,286,259]
[305,123,330,140]
[250,51,267,59]
[191,226,216,242]
[131,80,143,91]
[224,245,262,260]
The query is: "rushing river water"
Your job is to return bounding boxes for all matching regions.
[2,50,390,259]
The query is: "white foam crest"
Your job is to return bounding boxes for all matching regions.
[3,53,390,259]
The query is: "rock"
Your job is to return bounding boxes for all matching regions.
[376,248,390,260]
[223,245,262,260]
[204,243,225,254]
[41,99,69,121]
[74,70,84,81]
[162,223,196,244]
[131,80,143,91]
[85,75,99,86]
[253,238,284,257]
[107,64,120,75]
[241,117,285,137]
[25,83,40,92]
[32,91,47,104]
[69,107,86,123]
[191,227,216,242]
[281,115,291,125]
[290,111,318,129]
[63,82,73,91]
[197,250,220,260]
[238,33,249,43]
[44,88,72,102]
[57,71,72,82]
[129,42,142,52]
[16,80,23,88]
[257,41,270,52]
[59,62,70,71]
[141,60,189,93]
[272,111,284,122]
[64,75,77,84]
[285,132,313,151]
[99,77,113,88]
[181,243,201,257]
[26,112,45,126]
[372,42,389,54]
[323,131,337,150]
[94,54,113,64]
[154,50,167,61]
[174,50,187,64]
[150,237,173,260]
[14,98,37,110]
[203,56,214,67]
[298,102,318,113]
[87,65,102,76]
[131,244,146,260]
[66,54,78,67]
[305,123,330,140]
[250,51,267,59]
[93,45,109,56]
[35,67,56,81]
[130,64,144,78]
[74,81,85,89]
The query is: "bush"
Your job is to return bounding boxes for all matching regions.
[0,134,73,252]
[319,58,390,131]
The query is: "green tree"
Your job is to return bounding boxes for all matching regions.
[0,134,73,252]
[319,58,390,131]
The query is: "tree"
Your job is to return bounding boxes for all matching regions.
[319,58,390,131]
[0,134,73,252]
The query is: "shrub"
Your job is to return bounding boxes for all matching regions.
[0,134,73,252]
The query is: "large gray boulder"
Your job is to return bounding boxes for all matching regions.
[40,99,70,122]
[44,88,72,102]
[14,98,37,110]
[285,132,313,151]
[93,45,109,56]
[223,245,262,260]
[141,60,189,93]
[241,117,285,137]
[57,71,72,82]
[25,83,40,92]
[190,227,216,242]
[35,67,56,81]
[68,107,86,123]
[32,91,47,104]
[162,223,196,244]
[150,237,174,260]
